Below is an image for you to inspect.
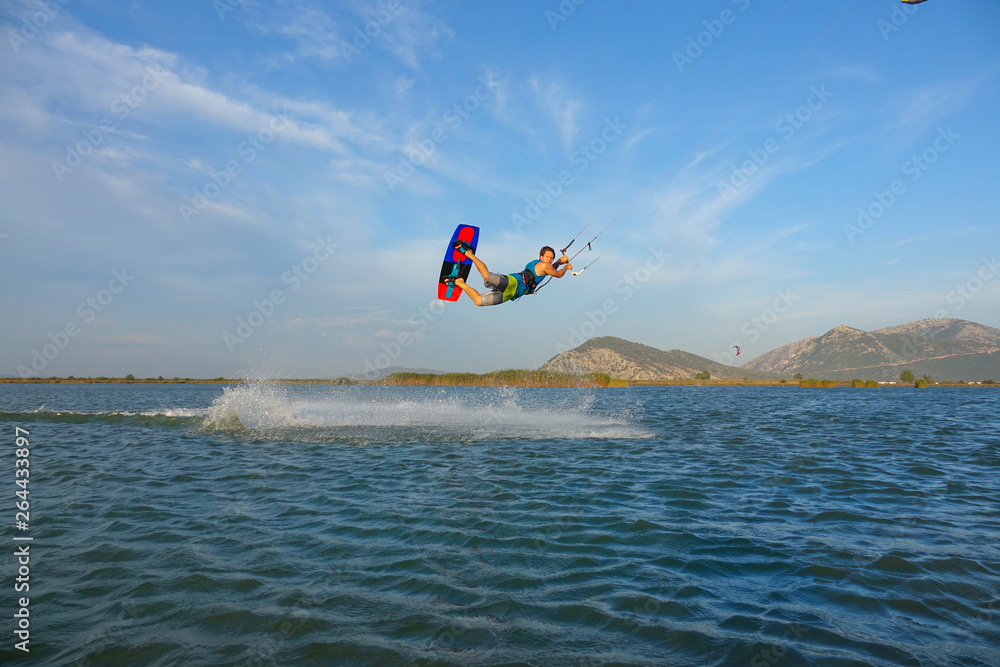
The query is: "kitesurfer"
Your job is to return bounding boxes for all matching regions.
[446,244,572,306]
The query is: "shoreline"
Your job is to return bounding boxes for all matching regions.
[2,375,997,388]
[0,370,626,388]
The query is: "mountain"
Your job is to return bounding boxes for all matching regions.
[870,318,1000,345]
[744,318,1000,381]
[539,336,782,380]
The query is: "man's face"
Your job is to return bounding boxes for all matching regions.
[541,250,555,263]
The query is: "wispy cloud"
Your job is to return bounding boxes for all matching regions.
[529,77,582,153]
[274,4,346,63]
[880,74,989,148]
[242,0,453,69]
[0,18,409,209]
[1,27,378,155]
[887,226,995,248]
[827,65,882,84]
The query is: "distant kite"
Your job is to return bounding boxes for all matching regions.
[733,345,741,356]
[901,0,927,4]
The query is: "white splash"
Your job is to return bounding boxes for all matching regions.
[201,382,650,441]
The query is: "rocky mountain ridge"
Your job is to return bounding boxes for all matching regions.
[538,319,1000,382]
[540,337,780,381]
[743,318,1000,381]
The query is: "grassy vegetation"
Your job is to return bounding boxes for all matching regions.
[800,379,839,387]
[379,369,628,387]
[631,378,793,386]
[3,374,995,387]
[0,377,345,385]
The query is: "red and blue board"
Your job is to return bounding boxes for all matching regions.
[438,224,479,301]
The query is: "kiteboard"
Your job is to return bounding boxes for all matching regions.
[438,224,479,301]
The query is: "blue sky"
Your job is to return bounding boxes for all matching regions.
[2,0,998,379]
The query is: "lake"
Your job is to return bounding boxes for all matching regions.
[1,383,998,665]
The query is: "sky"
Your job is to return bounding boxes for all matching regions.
[1,0,998,379]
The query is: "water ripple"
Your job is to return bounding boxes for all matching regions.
[1,384,999,665]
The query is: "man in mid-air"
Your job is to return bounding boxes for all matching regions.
[445,243,572,306]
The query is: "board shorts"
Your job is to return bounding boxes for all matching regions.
[480,272,521,306]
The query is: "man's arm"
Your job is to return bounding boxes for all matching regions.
[539,257,572,278]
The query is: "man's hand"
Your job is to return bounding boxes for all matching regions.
[560,255,569,264]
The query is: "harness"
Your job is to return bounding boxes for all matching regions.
[518,267,538,295]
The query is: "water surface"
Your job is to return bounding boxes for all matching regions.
[1,383,997,665]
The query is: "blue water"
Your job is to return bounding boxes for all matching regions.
[1,383,998,666]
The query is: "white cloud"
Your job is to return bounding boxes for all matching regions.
[242,0,453,69]
[880,75,986,149]
[2,24,392,161]
[529,77,583,153]
[275,5,346,63]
